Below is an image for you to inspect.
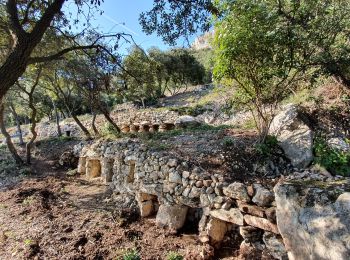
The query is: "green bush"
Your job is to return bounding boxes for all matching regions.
[314,137,350,176]
[122,248,140,260]
[255,135,279,157]
[166,251,183,260]
[101,122,121,137]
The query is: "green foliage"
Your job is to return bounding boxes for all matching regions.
[222,137,235,147]
[213,0,304,136]
[139,0,214,45]
[121,248,140,260]
[314,137,350,176]
[255,135,279,157]
[118,46,205,106]
[166,251,183,260]
[101,122,122,137]
[169,105,210,117]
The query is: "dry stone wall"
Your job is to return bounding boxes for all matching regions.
[76,139,350,260]
[76,139,287,258]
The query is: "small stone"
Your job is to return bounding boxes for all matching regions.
[169,171,182,184]
[237,201,265,218]
[206,187,214,194]
[182,171,190,179]
[221,201,231,210]
[189,187,201,198]
[252,184,274,207]
[223,182,250,202]
[182,187,191,197]
[196,180,204,188]
[168,159,178,167]
[200,194,210,207]
[203,180,213,187]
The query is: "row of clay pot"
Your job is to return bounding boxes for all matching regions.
[120,123,176,133]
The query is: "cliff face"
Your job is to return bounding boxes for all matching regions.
[191,31,214,50]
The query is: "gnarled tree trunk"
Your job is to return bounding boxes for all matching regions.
[26,95,37,164]
[9,103,24,145]
[0,100,23,165]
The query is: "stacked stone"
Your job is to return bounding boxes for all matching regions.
[76,139,287,259]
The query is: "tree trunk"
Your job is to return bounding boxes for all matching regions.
[52,99,62,137]
[9,103,24,145]
[0,100,23,165]
[71,113,91,139]
[96,101,120,133]
[26,96,38,164]
[92,112,99,136]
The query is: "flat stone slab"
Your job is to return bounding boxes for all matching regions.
[210,208,244,225]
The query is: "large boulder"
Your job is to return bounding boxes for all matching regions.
[269,104,313,168]
[156,204,188,230]
[274,181,350,260]
[175,115,200,129]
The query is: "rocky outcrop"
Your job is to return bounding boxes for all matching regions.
[269,104,313,168]
[274,180,350,260]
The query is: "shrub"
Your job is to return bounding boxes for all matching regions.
[314,137,350,176]
[166,251,183,260]
[255,135,279,157]
[101,122,121,137]
[122,248,140,260]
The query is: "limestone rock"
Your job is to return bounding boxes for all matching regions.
[274,182,350,260]
[244,214,279,234]
[223,182,250,202]
[207,218,227,245]
[169,171,182,184]
[237,201,265,218]
[156,204,188,230]
[252,184,274,207]
[263,232,288,260]
[210,208,244,225]
[269,104,313,168]
[175,115,200,128]
[327,137,350,152]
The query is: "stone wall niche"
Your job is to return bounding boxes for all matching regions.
[86,158,101,179]
[101,158,115,183]
[127,161,136,184]
[136,193,158,217]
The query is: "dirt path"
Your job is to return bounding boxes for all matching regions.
[0,174,205,260]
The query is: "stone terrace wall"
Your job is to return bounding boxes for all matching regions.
[76,139,350,260]
[77,139,287,259]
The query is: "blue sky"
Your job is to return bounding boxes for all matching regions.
[84,0,198,53]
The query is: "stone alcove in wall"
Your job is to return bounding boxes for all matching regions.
[86,158,101,178]
[136,192,159,217]
[127,161,136,184]
[180,208,203,235]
